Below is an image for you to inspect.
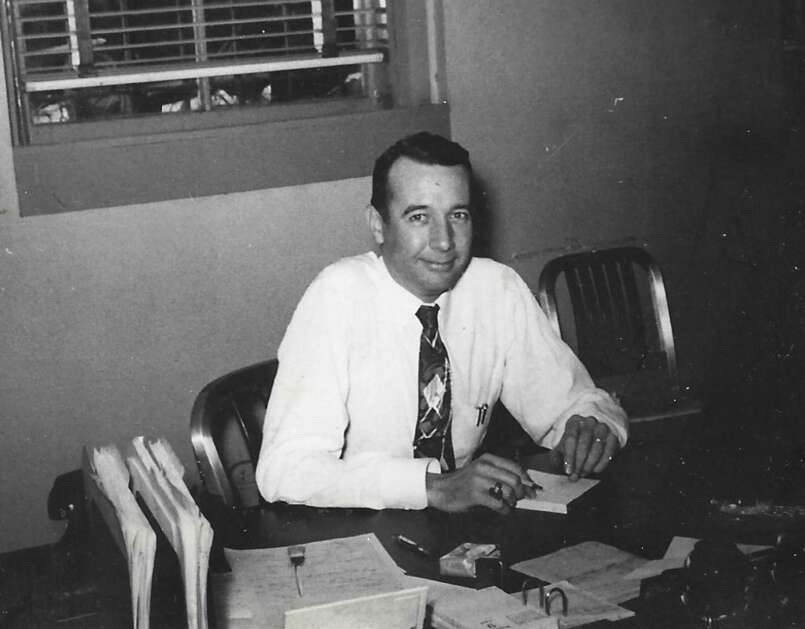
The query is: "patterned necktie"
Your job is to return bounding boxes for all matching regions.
[413,305,455,471]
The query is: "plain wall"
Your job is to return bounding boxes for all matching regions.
[443,0,783,384]
[0,1,785,551]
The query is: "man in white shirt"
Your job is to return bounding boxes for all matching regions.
[256,132,627,514]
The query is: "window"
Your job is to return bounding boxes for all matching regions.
[1,0,450,215]
[5,0,389,142]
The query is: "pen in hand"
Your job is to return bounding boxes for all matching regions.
[514,451,544,493]
[394,534,434,558]
[521,479,544,500]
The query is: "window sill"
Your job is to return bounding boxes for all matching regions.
[13,103,450,216]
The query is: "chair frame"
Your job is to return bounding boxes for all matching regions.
[537,246,680,396]
[190,359,278,508]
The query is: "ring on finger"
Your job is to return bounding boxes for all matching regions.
[488,481,504,500]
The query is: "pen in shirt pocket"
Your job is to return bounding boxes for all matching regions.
[475,402,489,426]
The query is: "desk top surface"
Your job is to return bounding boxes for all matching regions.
[3,424,803,628]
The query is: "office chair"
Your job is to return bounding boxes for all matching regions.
[537,246,701,424]
[190,359,278,509]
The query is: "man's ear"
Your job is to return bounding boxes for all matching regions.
[366,205,385,246]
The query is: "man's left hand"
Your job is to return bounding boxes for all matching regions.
[552,415,619,481]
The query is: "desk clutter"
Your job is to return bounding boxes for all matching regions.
[76,443,805,629]
[212,533,428,629]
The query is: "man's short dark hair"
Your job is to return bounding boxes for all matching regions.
[371,132,472,220]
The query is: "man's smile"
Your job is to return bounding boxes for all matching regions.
[422,259,456,271]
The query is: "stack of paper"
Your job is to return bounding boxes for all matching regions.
[511,541,645,604]
[516,471,599,514]
[126,436,213,629]
[83,445,157,629]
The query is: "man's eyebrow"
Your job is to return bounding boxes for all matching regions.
[402,204,429,216]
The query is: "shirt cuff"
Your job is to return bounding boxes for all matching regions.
[376,457,439,510]
[540,397,629,449]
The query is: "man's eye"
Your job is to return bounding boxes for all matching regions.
[452,211,471,221]
[408,213,428,223]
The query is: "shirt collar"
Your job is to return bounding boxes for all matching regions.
[372,252,465,326]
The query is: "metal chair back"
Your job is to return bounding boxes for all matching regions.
[537,247,698,423]
[190,359,278,508]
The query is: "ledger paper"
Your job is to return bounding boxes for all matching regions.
[212,533,406,629]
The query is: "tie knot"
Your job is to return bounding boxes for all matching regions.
[415,305,440,339]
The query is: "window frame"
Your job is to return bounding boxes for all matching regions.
[1,0,449,216]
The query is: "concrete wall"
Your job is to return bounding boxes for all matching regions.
[0,1,784,551]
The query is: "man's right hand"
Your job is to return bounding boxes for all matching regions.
[426,453,537,514]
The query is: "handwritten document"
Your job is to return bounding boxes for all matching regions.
[516,471,599,514]
[511,541,644,603]
[212,534,408,629]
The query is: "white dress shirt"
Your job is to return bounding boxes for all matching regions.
[256,252,627,510]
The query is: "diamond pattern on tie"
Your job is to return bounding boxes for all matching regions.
[413,305,455,470]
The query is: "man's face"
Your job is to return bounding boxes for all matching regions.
[368,157,473,303]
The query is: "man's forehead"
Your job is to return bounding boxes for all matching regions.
[386,158,471,201]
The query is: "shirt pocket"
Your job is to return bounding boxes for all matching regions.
[450,377,500,465]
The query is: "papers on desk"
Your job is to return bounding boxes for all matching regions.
[84,436,213,629]
[430,586,558,629]
[126,436,213,629]
[212,533,425,629]
[511,541,644,604]
[516,471,599,514]
[401,574,476,603]
[623,535,774,581]
[83,444,157,629]
[523,580,634,627]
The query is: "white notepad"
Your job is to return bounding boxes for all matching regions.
[516,470,599,514]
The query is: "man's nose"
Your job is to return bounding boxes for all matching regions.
[429,218,454,251]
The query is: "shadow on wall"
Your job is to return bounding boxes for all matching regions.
[687,119,805,506]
